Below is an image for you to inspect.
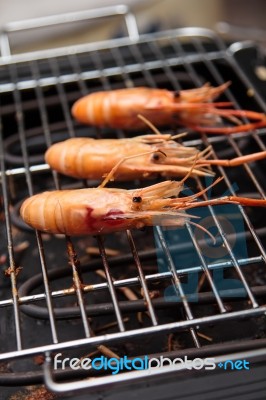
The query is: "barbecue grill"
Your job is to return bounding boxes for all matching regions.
[0,6,266,399]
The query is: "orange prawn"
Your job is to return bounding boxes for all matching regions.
[45,125,266,181]
[20,178,266,236]
[71,82,266,134]
[45,135,213,180]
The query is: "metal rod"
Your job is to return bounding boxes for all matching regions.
[7,63,59,344]
[155,227,201,348]
[185,223,227,313]
[1,5,139,57]
[48,58,75,138]
[29,60,61,189]
[1,337,266,386]
[0,305,266,362]
[0,255,260,308]
[196,175,259,309]
[126,230,158,326]
[0,52,231,92]
[97,236,125,332]
[173,36,265,307]
[68,54,89,96]
[0,113,22,351]
[66,237,91,338]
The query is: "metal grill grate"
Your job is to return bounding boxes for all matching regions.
[0,25,266,394]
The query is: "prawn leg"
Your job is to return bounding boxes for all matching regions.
[183,196,266,210]
[191,120,266,134]
[146,100,266,134]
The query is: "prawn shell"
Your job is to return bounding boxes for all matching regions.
[20,182,188,236]
[45,137,155,180]
[45,137,212,181]
[20,189,129,235]
[71,87,175,129]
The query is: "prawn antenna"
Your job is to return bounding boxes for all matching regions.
[137,114,162,135]
[178,176,224,207]
[137,113,188,142]
[179,150,201,187]
[99,150,167,188]
[170,132,188,140]
[188,220,216,245]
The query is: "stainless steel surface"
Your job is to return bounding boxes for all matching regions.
[0,13,266,395]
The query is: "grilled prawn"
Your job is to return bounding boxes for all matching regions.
[45,135,211,180]
[71,83,266,134]
[20,179,266,236]
[45,135,266,181]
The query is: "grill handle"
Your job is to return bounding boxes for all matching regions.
[0,4,140,57]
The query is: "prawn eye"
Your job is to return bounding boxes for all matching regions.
[174,90,180,98]
[133,196,142,203]
[152,153,161,162]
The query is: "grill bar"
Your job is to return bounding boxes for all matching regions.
[1,337,266,387]
[0,51,227,93]
[97,236,126,332]
[155,226,201,348]
[196,177,259,308]
[0,306,266,363]
[0,118,22,351]
[68,54,89,96]
[29,59,62,189]
[29,60,53,148]
[0,27,222,63]
[30,55,96,338]
[201,134,266,264]
[185,222,227,313]
[7,63,59,345]
[0,255,263,309]
[49,58,75,138]
[66,237,92,337]
[126,230,158,326]
[166,34,265,308]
